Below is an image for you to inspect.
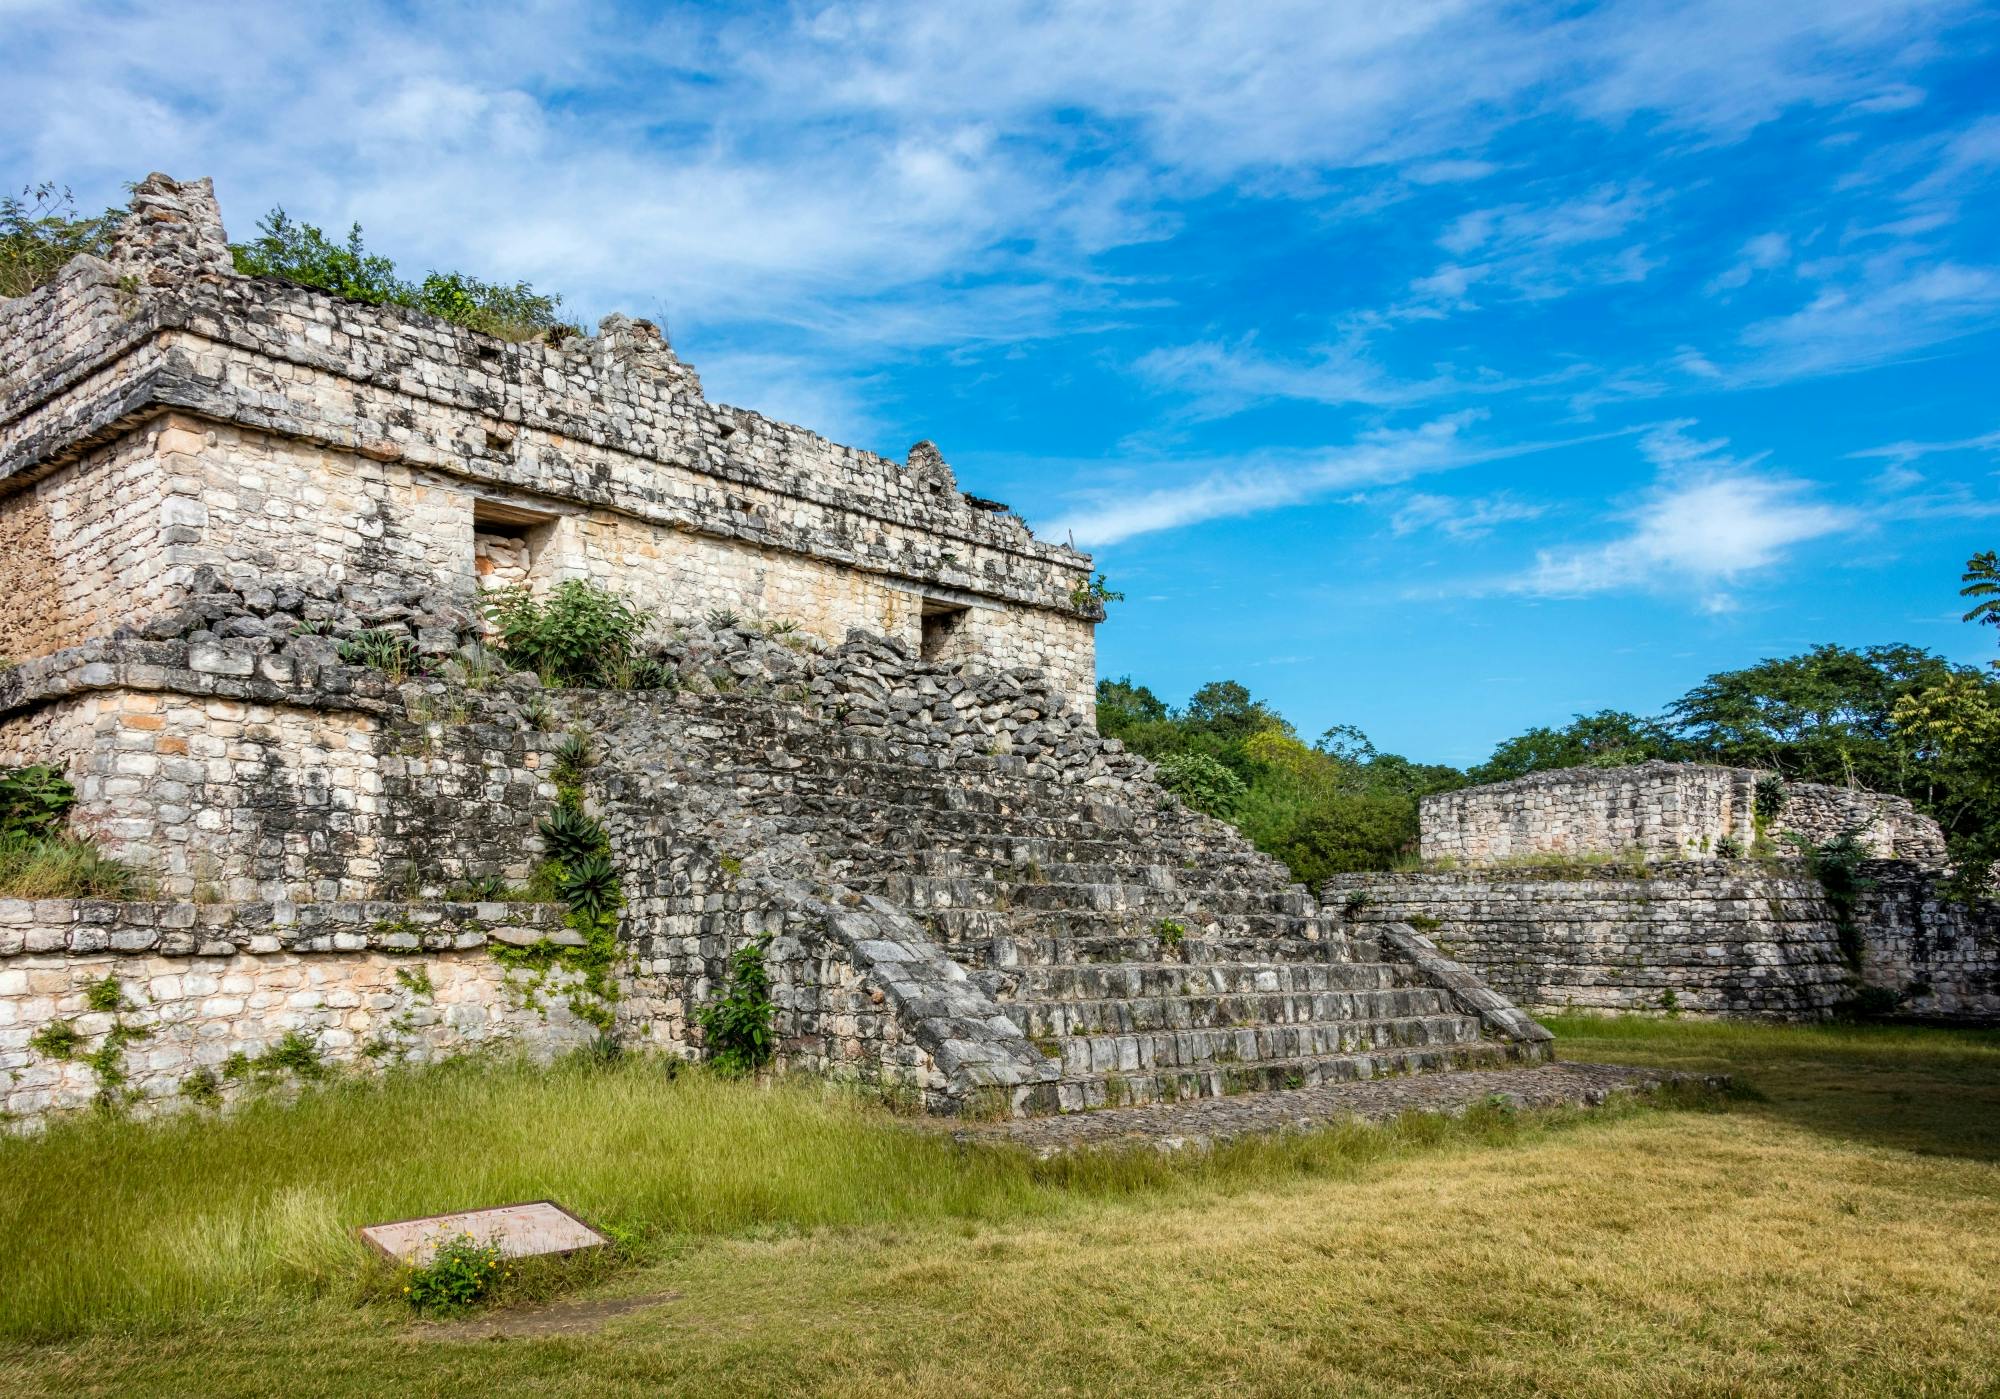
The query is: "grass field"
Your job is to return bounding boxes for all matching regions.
[4,1016,1997,1397]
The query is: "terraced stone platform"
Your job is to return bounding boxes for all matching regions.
[579,628,1555,1115]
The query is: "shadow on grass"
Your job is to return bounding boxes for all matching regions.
[1546,1014,2000,1162]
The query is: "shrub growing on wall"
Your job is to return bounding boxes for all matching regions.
[229,207,582,342]
[486,581,652,688]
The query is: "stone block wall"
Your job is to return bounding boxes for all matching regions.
[1328,863,1852,1018]
[0,644,559,902]
[1,174,1100,713]
[1861,865,2000,1020]
[1420,761,1946,866]
[1327,859,1998,1021]
[0,900,594,1121]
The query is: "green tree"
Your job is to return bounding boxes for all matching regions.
[0,184,122,299]
[1668,643,1963,795]
[1470,710,1678,784]
[1962,550,2000,648]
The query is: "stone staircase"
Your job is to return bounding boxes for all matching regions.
[578,629,1550,1115]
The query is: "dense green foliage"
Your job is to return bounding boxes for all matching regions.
[0,184,121,299]
[1098,678,1462,885]
[229,207,582,342]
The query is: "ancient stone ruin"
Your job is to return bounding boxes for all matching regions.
[1330,763,1999,1021]
[0,174,1551,1123]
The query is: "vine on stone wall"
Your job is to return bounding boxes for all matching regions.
[27,974,150,1112]
[1791,829,1874,974]
[491,736,624,1032]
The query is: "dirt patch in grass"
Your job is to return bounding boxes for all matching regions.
[415,1290,682,1342]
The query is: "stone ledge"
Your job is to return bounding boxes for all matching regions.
[0,898,563,957]
[941,1062,1715,1155]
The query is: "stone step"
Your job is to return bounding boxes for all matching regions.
[1046,1012,1484,1078]
[1047,1040,1527,1113]
[875,872,1313,918]
[1004,986,1462,1037]
[932,910,1343,953]
[827,847,1277,888]
[1006,959,1420,1000]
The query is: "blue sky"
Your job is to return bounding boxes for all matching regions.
[5,0,1997,765]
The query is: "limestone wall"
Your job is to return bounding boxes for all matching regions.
[0,900,598,1121]
[0,648,557,902]
[0,432,179,660]
[1420,761,1946,866]
[0,174,1100,713]
[1328,864,1851,1017]
[1327,860,1997,1020]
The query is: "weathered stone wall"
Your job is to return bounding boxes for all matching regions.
[0,900,596,1121]
[1420,761,1946,866]
[1,174,1100,711]
[1860,865,2000,1020]
[0,431,179,660]
[1327,860,1998,1020]
[1327,863,1851,1017]
[0,644,557,902]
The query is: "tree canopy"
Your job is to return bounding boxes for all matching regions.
[230,208,582,343]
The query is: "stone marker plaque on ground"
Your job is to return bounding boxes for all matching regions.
[359,1201,608,1266]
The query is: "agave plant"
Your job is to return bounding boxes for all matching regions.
[535,804,607,871]
[557,854,622,923]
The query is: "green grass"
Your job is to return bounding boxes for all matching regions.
[2,1019,1997,1396]
[0,835,144,898]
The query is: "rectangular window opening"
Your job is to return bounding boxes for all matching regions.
[920,601,970,663]
[473,500,558,594]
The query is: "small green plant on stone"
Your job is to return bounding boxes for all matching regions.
[1068,572,1125,615]
[395,965,435,1000]
[1714,835,1744,859]
[179,1067,223,1109]
[1,764,74,842]
[403,1233,510,1315]
[28,1020,81,1061]
[694,936,775,1074]
[223,1031,327,1087]
[551,730,594,786]
[339,629,418,682]
[521,696,554,731]
[1406,914,1442,933]
[1154,918,1186,951]
[705,608,740,629]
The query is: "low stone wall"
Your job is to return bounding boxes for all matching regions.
[1328,862,1850,1018]
[1862,865,2000,1020]
[1420,761,1946,866]
[0,899,599,1121]
[1327,860,1999,1020]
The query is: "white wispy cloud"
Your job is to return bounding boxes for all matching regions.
[1389,492,1547,540]
[1045,414,1630,547]
[1848,427,2000,467]
[1509,421,1856,608]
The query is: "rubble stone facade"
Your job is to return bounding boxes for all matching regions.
[0,175,1551,1124]
[1420,761,1947,866]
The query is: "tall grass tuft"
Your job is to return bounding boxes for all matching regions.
[0,835,143,898]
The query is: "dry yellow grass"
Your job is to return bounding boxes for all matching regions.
[6,1017,1997,1397]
